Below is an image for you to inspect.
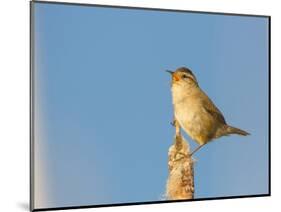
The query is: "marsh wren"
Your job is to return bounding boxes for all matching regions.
[167,67,249,155]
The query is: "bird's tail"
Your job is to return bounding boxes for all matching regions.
[226,125,250,136]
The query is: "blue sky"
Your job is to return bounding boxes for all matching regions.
[33,2,269,209]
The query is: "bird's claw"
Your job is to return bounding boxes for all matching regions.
[170,120,176,127]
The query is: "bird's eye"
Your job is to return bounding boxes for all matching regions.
[182,74,188,79]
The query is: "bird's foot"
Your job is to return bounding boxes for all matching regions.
[170,120,176,127]
[173,152,188,161]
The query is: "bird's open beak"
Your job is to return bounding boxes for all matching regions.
[166,70,174,75]
[166,70,180,81]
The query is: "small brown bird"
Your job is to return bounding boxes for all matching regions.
[167,67,249,155]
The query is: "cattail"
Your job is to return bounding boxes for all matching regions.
[166,122,194,200]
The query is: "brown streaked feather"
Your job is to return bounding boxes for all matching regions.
[200,91,226,125]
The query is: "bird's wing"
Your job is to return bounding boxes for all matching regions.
[200,91,227,125]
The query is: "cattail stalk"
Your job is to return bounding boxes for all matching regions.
[165,121,194,200]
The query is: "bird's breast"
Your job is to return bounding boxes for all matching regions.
[174,98,214,145]
[174,98,198,130]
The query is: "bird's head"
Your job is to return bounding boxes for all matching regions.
[166,67,198,87]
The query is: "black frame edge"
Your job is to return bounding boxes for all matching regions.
[32,0,270,18]
[268,16,271,196]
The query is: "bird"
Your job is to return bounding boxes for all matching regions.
[167,67,250,155]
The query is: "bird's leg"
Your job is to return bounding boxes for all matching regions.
[190,144,206,156]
